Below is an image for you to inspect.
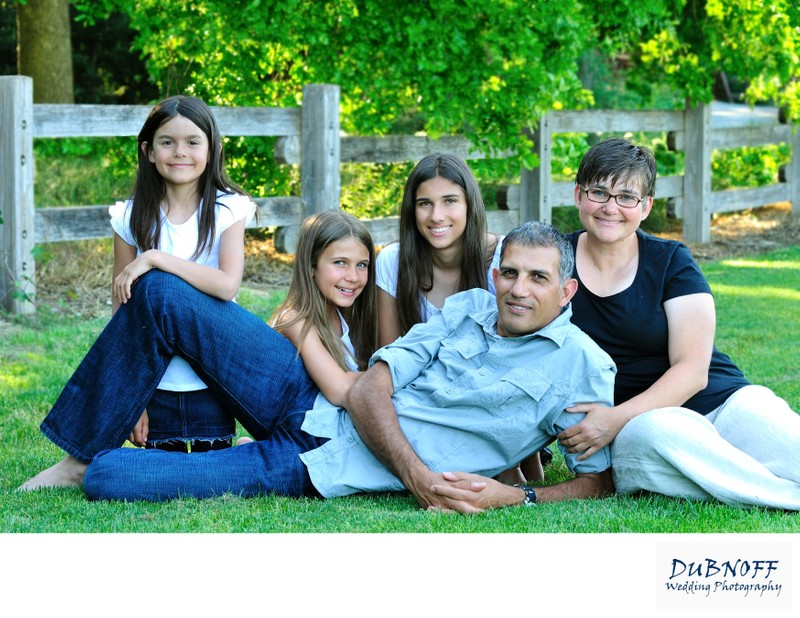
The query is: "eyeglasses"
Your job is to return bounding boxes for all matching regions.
[581,187,645,209]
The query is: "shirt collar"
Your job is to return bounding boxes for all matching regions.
[476,303,575,347]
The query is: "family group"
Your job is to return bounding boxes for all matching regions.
[20,95,800,513]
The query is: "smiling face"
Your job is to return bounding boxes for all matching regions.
[574,176,653,243]
[492,244,577,337]
[144,114,210,191]
[414,175,469,251]
[313,236,371,311]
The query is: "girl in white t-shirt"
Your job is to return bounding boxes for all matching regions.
[375,153,502,347]
[111,95,256,453]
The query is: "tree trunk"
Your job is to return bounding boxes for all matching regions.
[17,0,74,103]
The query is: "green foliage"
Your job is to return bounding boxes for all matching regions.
[27,0,799,218]
[70,7,159,104]
[75,0,601,174]
[340,162,414,220]
[33,137,137,207]
[0,3,16,77]
[67,0,800,129]
[633,0,800,118]
[712,144,791,191]
[223,136,299,198]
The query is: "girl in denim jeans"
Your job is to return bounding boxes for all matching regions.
[110,95,255,453]
[20,207,377,492]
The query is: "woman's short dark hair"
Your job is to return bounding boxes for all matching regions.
[575,138,657,197]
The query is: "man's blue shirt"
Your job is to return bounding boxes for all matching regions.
[300,288,616,498]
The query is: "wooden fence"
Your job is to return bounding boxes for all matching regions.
[1,75,798,314]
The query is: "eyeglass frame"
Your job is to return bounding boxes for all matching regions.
[579,186,647,209]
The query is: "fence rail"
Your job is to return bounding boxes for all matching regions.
[1,75,798,314]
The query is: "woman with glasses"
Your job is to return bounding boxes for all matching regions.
[545,137,799,509]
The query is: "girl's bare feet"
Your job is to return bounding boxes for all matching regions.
[495,465,527,486]
[520,452,545,483]
[18,455,87,491]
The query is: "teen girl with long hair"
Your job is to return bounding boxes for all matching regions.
[376,153,502,347]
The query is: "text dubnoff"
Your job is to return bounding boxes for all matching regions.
[666,557,781,598]
[656,543,792,612]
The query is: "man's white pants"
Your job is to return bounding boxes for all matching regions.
[611,385,800,510]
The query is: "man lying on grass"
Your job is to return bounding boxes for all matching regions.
[21,221,616,513]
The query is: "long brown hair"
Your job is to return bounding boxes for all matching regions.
[130,95,248,259]
[272,211,378,371]
[395,153,489,335]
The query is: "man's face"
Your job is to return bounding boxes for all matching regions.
[492,244,577,338]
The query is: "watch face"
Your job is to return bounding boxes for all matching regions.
[515,484,536,505]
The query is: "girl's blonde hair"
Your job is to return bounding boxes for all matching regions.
[272,211,378,371]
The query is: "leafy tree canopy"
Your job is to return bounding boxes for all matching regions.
[634,0,800,119]
[71,0,798,168]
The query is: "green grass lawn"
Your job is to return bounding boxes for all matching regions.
[2,247,799,534]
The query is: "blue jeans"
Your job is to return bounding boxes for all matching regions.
[145,388,236,450]
[85,409,322,500]
[40,270,322,500]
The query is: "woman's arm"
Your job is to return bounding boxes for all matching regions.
[113,219,246,305]
[559,292,716,459]
[278,312,359,407]
[377,289,403,347]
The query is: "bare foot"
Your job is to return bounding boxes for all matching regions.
[18,455,87,491]
[520,452,545,483]
[235,436,254,446]
[495,465,526,486]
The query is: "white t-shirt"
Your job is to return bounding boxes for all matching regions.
[375,239,502,322]
[338,310,359,372]
[109,190,256,391]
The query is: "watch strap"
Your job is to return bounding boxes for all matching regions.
[514,483,538,506]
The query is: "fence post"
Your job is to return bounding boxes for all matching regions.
[275,84,341,252]
[519,115,551,225]
[0,76,35,314]
[682,101,712,242]
[788,121,800,218]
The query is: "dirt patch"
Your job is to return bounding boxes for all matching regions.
[242,236,295,289]
[15,202,800,320]
[663,201,799,262]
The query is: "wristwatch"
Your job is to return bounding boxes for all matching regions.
[514,483,537,506]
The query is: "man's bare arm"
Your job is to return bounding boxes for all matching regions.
[344,361,448,509]
[430,469,615,512]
